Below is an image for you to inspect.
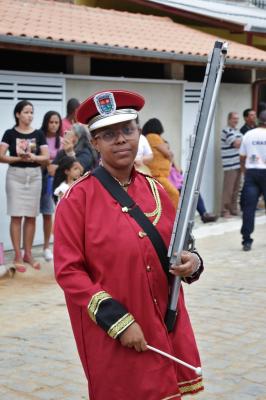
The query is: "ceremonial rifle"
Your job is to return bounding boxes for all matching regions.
[165,41,228,332]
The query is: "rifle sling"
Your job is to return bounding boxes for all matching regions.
[92,166,170,278]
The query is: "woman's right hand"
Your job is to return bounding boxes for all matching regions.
[119,322,147,352]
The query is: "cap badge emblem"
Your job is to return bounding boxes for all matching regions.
[93,92,116,116]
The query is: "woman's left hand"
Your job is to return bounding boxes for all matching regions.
[27,153,37,162]
[169,251,199,277]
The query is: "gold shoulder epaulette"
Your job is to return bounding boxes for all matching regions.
[136,170,152,178]
[136,170,161,186]
[64,171,91,199]
[136,170,162,188]
[144,175,164,190]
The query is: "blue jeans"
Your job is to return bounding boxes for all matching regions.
[177,189,207,217]
[240,169,266,244]
[197,193,206,217]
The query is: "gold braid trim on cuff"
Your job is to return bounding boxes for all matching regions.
[87,291,112,323]
[107,313,135,339]
[179,379,204,394]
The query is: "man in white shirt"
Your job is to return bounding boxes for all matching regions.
[239,110,266,251]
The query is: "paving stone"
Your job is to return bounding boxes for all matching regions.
[3,380,44,394]
[243,383,266,397]
[1,392,39,400]
[33,389,68,400]
[244,369,266,384]
[230,394,258,400]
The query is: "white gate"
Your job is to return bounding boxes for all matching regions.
[0,73,65,251]
[182,82,215,212]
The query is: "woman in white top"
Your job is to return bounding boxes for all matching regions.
[134,134,153,174]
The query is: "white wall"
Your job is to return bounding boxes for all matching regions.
[181,82,216,212]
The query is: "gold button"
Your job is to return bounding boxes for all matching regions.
[146,265,151,271]
[138,231,147,238]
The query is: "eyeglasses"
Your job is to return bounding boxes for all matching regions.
[94,126,138,143]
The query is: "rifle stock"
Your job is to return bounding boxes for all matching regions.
[165,41,228,332]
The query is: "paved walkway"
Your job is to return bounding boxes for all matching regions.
[0,214,266,399]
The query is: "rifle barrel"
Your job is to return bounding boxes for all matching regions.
[165,41,228,332]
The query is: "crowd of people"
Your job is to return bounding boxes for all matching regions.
[0,97,265,275]
[0,98,98,272]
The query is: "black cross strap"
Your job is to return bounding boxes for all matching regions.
[92,166,170,278]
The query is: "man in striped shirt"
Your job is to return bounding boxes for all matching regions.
[221,112,243,217]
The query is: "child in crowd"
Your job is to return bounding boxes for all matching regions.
[53,156,81,202]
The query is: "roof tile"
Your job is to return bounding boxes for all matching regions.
[0,0,265,64]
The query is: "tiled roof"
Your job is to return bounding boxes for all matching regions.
[0,0,266,67]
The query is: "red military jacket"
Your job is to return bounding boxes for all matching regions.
[54,169,204,400]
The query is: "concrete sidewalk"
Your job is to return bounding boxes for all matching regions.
[0,214,265,399]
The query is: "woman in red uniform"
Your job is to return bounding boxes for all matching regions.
[54,90,204,400]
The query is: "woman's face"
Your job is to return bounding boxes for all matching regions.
[48,114,60,135]
[92,120,140,171]
[16,105,33,126]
